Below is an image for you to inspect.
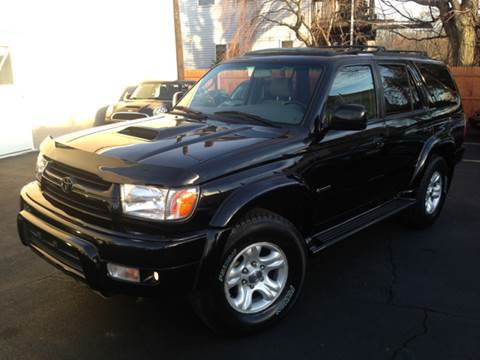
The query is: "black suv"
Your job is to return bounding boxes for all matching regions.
[18,47,465,333]
[98,80,195,124]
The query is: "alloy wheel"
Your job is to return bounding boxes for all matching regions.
[224,242,288,314]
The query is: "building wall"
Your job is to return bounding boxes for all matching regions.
[180,0,309,69]
[0,0,178,156]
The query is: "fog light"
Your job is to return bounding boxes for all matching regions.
[107,263,140,283]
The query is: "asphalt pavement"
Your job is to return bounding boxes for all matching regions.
[1,132,479,360]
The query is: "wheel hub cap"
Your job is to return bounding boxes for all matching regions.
[224,242,288,314]
[425,171,443,215]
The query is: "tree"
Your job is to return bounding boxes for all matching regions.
[254,0,375,46]
[223,0,376,52]
[221,0,263,59]
[380,0,479,65]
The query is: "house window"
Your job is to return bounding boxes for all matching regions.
[199,0,214,6]
[282,40,293,48]
[0,46,14,85]
[215,44,227,63]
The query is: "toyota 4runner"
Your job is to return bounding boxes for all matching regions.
[17,46,465,333]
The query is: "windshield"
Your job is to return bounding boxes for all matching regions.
[176,62,323,125]
[130,82,190,100]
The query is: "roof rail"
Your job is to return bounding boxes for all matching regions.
[314,45,386,54]
[245,46,429,58]
[376,49,428,57]
[313,46,427,57]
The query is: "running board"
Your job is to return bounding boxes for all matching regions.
[308,198,416,253]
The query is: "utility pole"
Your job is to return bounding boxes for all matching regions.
[173,0,185,80]
[350,0,355,46]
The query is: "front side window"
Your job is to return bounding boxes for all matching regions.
[176,62,323,125]
[326,65,376,119]
[416,63,458,108]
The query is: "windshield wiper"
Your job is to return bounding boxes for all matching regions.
[214,111,279,128]
[171,106,207,119]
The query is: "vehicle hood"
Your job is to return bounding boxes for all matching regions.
[41,114,303,187]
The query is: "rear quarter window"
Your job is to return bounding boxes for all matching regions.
[416,63,458,108]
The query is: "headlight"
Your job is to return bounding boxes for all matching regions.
[121,184,198,221]
[35,153,48,182]
[105,104,114,118]
[153,106,168,115]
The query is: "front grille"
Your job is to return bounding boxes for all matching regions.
[26,224,83,275]
[112,112,149,120]
[41,160,114,223]
[47,161,110,191]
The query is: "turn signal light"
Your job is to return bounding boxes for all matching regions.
[167,189,198,219]
[107,263,140,283]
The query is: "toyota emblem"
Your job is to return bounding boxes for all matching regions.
[61,177,73,193]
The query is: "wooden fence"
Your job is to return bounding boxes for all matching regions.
[185,69,208,81]
[185,67,480,119]
[449,67,480,119]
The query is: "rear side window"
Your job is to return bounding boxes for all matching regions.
[416,63,458,108]
[327,65,376,119]
[379,64,421,115]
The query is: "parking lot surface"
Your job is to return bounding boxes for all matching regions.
[1,134,479,360]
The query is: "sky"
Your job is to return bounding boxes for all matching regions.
[376,0,425,20]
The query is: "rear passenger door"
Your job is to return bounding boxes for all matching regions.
[379,62,432,194]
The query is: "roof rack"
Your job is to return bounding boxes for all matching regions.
[245,46,428,58]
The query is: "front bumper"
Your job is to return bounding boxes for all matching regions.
[17,182,218,297]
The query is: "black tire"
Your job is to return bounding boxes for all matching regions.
[93,106,108,127]
[192,209,307,334]
[404,155,449,228]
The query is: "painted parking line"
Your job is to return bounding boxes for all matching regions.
[465,142,480,146]
[463,159,480,164]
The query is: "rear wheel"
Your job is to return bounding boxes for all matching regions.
[192,210,307,334]
[404,156,449,228]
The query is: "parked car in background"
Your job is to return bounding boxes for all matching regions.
[94,80,195,126]
[18,47,465,334]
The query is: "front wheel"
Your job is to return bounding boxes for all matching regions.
[192,210,307,334]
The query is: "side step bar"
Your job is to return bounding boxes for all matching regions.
[308,198,416,254]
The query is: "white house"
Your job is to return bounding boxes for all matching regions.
[179,0,308,69]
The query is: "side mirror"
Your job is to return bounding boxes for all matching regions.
[328,104,367,131]
[124,92,131,100]
[172,91,185,107]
